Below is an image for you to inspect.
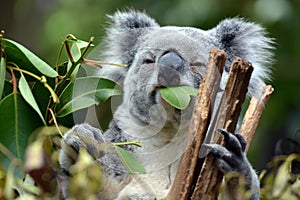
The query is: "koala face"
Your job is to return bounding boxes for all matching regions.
[99,11,273,134]
[123,28,213,125]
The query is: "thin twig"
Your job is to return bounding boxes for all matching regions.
[48,108,63,137]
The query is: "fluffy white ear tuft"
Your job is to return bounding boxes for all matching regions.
[102,10,159,65]
[211,18,275,97]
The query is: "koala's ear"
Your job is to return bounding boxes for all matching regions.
[102,10,159,65]
[211,18,274,97]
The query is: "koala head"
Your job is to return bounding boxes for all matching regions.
[98,10,274,130]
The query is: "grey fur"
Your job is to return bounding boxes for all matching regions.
[59,10,274,199]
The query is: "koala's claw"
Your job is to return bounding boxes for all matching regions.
[217,128,246,155]
[203,129,248,174]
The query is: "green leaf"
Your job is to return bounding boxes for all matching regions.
[67,38,92,50]
[160,86,198,109]
[114,146,146,174]
[19,74,46,125]
[0,56,6,99]
[1,80,13,98]
[55,77,122,117]
[66,42,81,80]
[32,81,53,116]
[2,38,58,78]
[179,85,199,96]
[0,93,43,175]
[66,38,92,79]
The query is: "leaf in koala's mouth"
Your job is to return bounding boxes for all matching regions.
[160,86,198,110]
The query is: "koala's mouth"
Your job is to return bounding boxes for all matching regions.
[151,85,178,110]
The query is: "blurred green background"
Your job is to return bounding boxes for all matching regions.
[1,0,300,171]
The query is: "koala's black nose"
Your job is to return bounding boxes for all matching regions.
[159,52,183,71]
[157,52,183,87]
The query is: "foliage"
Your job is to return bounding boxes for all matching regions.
[0,31,147,198]
[114,145,146,174]
[217,153,300,200]
[0,26,197,198]
[259,154,300,200]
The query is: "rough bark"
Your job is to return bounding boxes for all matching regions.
[168,49,274,200]
[167,48,226,200]
[191,57,254,200]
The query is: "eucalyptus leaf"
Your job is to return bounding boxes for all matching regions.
[66,37,92,79]
[19,74,46,125]
[160,86,198,109]
[0,93,43,176]
[55,77,122,117]
[2,38,58,78]
[66,41,82,80]
[114,146,146,174]
[2,80,13,98]
[32,81,52,116]
[67,38,92,49]
[0,56,6,99]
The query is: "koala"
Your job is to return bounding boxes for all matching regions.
[59,10,274,200]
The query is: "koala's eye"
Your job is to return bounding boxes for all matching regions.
[191,62,206,68]
[190,62,206,78]
[142,58,155,64]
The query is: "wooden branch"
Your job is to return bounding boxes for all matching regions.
[167,48,226,200]
[191,57,253,200]
[240,85,274,153]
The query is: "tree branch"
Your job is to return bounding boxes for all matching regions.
[191,57,253,200]
[167,48,226,200]
[240,85,274,153]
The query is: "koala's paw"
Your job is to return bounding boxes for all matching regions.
[59,123,105,173]
[203,129,260,200]
[203,129,252,177]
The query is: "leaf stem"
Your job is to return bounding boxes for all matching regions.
[7,64,59,103]
[64,40,74,63]
[48,108,63,137]
[43,80,59,103]
[8,63,41,80]
[81,36,94,58]
[63,36,94,81]
[63,34,78,64]
[10,69,17,93]
[55,42,65,72]
[82,58,127,68]
[112,140,142,148]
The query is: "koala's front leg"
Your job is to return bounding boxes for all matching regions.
[59,123,105,174]
[59,124,130,199]
[204,129,260,200]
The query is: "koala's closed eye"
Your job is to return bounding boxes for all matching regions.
[190,62,206,78]
[141,52,156,65]
[142,58,155,64]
